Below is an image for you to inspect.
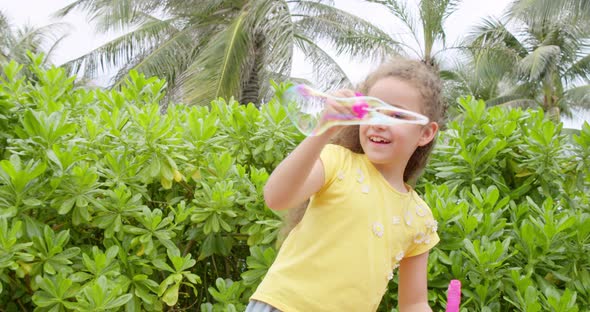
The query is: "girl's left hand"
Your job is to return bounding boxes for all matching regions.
[318,89,357,138]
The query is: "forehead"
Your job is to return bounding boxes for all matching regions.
[366,77,424,112]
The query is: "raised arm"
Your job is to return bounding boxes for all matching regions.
[264,89,356,210]
[263,134,330,210]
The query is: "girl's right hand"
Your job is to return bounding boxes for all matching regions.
[317,89,357,138]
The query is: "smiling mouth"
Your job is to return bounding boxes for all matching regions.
[369,136,391,144]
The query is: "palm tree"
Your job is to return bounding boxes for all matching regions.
[366,0,462,67]
[447,0,590,119]
[55,0,398,106]
[0,12,69,76]
[440,36,539,109]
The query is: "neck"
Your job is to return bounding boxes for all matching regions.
[372,162,408,193]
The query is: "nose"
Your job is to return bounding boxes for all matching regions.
[369,124,387,131]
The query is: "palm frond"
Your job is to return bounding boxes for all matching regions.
[440,68,475,106]
[0,12,13,62]
[562,85,590,109]
[471,46,520,83]
[497,79,539,98]
[0,12,11,42]
[294,2,398,60]
[486,94,537,107]
[184,0,230,15]
[493,98,539,109]
[180,10,254,105]
[508,0,590,25]
[54,0,165,33]
[249,0,294,103]
[366,0,417,37]
[62,16,182,78]
[293,34,352,91]
[419,0,461,43]
[110,28,197,90]
[442,48,533,102]
[439,69,463,82]
[466,17,528,57]
[10,23,71,64]
[564,53,590,83]
[53,0,95,18]
[518,45,561,80]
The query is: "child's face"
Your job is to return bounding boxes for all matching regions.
[359,77,437,174]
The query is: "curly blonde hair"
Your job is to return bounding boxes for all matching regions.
[333,56,446,183]
[279,56,446,242]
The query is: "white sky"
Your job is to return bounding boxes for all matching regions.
[1,0,588,128]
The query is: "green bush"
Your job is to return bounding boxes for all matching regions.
[412,98,590,311]
[0,56,588,311]
[0,56,299,311]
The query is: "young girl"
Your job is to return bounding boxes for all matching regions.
[247,57,445,312]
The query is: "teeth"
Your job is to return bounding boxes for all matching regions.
[370,136,390,143]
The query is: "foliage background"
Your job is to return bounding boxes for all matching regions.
[0,58,589,311]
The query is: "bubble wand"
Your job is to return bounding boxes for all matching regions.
[279,84,429,136]
[446,279,462,312]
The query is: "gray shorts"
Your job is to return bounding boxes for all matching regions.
[245,300,282,312]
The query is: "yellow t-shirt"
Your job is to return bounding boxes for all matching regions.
[251,144,440,312]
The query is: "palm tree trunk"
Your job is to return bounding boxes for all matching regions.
[240,32,264,106]
[543,75,561,122]
[423,29,433,66]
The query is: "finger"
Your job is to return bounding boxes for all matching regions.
[326,101,347,117]
[340,89,357,98]
[331,99,351,116]
[331,89,355,98]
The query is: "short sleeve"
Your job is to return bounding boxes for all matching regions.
[405,204,440,257]
[317,144,347,193]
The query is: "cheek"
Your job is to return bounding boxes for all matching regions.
[358,126,370,147]
[358,126,369,139]
[389,125,421,141]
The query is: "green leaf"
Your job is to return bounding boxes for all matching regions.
[162,282,180,306]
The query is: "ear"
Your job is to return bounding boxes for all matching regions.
[417,122,438,147]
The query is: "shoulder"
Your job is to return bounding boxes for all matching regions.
[410,192,438,227]
[317,144,360,192]
[322,143,353,156]
[320,144,358,169]
[403,191,440,257]
[411,193,433,214]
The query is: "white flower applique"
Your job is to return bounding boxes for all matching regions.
[372,222,384,238]
[337,170,345,180]
[356,168,365,183]
[388,257,402,281]
[415,204,427,217]
[361,184,370,194]
[392,216,401,225]
[425,219,438,233]
[354,169,369,194]
[387,271,394,281]
[414,232,428,244]
[395,251,405,262]
[404,209,414,226]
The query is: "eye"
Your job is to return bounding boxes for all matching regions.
[391,112,409,119]
[375,107,419,121]
[382,110,410,119]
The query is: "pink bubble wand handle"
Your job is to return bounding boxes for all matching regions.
[445,280,461,312]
